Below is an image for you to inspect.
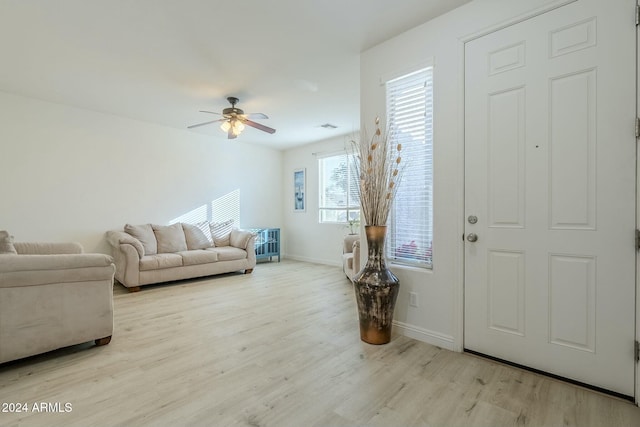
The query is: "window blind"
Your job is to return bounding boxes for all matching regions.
[385,66,433,267]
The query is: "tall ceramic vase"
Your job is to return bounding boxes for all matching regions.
[353,225,399,345]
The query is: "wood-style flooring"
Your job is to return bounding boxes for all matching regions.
[1,260,639,427]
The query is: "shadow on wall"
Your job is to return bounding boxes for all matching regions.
[170,189,241,226]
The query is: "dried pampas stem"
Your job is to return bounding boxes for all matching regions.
[350,118,404,226]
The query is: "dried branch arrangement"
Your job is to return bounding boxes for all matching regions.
[350,118,404,226]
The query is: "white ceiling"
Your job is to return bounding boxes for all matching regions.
[0,0,471,149]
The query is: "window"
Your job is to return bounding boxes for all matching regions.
[318,153,360,224]
[385,65,433,268]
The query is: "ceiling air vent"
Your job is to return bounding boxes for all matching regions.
[320,123,338,129]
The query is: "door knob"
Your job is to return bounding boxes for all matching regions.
[466,233,478,242]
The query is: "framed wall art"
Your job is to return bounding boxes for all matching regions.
[293,168,306,212]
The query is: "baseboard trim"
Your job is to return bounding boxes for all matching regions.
[393,320,455,351]
[283,254,341,267]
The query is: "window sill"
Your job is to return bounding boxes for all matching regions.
[388,261,433,274]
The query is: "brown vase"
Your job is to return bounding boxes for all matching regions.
[352,225,399,345]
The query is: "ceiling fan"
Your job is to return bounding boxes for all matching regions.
[187,97,276,139]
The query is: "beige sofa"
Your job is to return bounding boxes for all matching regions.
[106,222,256,292]
[0,236,115,364]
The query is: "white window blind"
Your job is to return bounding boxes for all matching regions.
[385,66,433,268]
[318,153,360,223]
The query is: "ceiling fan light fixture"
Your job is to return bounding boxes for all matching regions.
[232,120,245,134]
[221,118,244,137]
[188,97,276,138]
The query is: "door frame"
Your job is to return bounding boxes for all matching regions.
[635,0,640,404]
[455,0,639,403]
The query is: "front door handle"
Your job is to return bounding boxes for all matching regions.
[466,233,478,242]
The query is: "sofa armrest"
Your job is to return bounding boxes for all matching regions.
[229,229,256,267]
[14,242,84,255]
[343,234,359,254]
[0,253,115,288]
[230,229,256,250]
[245,233,256,266]
[105,231,142,287]
[106,231,144,257]
[352,240,361,275]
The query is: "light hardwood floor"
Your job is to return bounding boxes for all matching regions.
[1,260,639,427]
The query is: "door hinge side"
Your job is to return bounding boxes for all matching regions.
[635,117,640,138]
[635,340,639,363]
[635,229,640,250]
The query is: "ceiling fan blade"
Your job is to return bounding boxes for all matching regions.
[199,110,222,115]
[187,119,224,129]
[242,119,276,134]
[245,113,268,120]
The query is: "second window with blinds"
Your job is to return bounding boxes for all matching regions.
[318,152,360,224]
[385,64,434,268]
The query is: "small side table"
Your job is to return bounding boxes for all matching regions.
[250,228,280,262]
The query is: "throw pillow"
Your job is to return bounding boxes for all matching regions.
[210,219,234,247]
[125,223,158,255]
[196,221,213,246]
[152,223,188,253]
[0,230,17,254]
[182,222,212,250]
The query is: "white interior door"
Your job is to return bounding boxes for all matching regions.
[464,0,637,397]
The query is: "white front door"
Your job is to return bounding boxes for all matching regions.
[464,0,637,397]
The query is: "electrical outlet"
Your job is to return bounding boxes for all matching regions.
[409,292,418,307]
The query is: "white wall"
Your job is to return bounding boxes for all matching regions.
[282,134,355,266]
[360,0,575,349]
[0,91,283,254]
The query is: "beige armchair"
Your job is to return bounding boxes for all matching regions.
[0,239,116,364]
[342,234,361,281]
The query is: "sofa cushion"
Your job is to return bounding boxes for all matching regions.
[211,246,247,262]
[182,223,212,250]
[139,253,183,271]
[211,219,234,247]
[178,250,218,266]
[152,223,188,253]
[0,231,17,255]
[125,224,157,255]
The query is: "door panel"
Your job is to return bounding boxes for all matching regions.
[464,0,636,396]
